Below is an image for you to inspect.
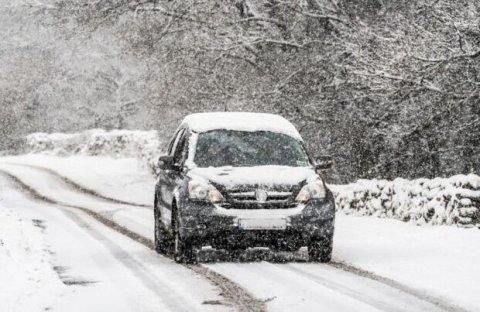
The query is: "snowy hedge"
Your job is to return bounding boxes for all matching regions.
[330,175,480,227]
[26,129,162,174]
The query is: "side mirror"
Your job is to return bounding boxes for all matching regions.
[315,156,334,172]
[158,155,174,170]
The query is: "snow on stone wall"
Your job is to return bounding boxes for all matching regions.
[330,175,480,227]
[26,129,163,174]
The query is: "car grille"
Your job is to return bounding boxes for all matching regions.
[226,189,297,209]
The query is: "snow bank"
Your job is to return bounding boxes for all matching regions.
[331,175,480,227]
[26,129,162,174]
[0,207,65,311]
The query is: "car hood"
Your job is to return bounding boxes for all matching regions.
[187,165,318,189]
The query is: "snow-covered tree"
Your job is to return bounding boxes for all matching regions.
[2,0,479,181]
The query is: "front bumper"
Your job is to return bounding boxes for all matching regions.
[178,198,335,249]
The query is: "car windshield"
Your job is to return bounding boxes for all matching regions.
[193,130,311,167]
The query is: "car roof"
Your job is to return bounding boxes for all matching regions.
[180,112,302,140]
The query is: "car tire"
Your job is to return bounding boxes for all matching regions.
[154,197,171,254]
[172,203,197,264]
[308,237,333,263]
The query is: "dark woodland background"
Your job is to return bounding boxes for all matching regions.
[1,0,479,183]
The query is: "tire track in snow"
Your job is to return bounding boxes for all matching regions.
[282,263,460,312]
[54,207,204,311]
[281,264,406,312]
[327,261,469,312]
[0,168,266,312]
[0,169,155,247]
[4,162,151,208]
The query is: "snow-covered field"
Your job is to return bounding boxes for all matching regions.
[1,154,479,311]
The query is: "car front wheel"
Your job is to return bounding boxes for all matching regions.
[172,203,197,264]
[154,198,171,254]
[308,236,333,263]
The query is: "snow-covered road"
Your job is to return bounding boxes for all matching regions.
[1,156,479,311]
[0,176,225,312]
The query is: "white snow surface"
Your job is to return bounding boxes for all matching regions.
[0,162,154,239]
[0,154,155,206]
[189,165,317,188]
[0,169,224,312]
[1,155,480,311]
[0,205,65,312]
[180,112,303,140]
[206,261,444,312]
[334,215,480,312]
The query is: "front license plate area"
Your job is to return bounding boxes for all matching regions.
[238,218,287,230]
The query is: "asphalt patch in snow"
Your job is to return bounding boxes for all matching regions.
[32,219,46,231]
[53,266,98,287]
[202,300,224,305]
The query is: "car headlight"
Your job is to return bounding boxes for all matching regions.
[188,181,225,203]
[295,180,326,202]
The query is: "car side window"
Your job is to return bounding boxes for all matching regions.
[167,139,175,156]
[173,131,188,165]
[169,129,185,157]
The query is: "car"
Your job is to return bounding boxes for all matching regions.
[154,112,335,263]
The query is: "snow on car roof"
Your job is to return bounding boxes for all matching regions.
[181,112,302,140]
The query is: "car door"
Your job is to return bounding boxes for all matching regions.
[158,128,188,229]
